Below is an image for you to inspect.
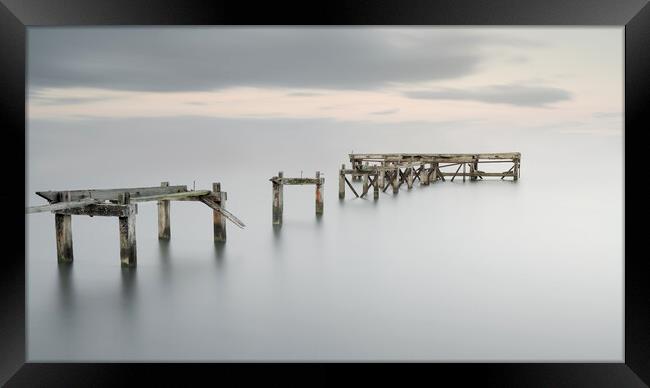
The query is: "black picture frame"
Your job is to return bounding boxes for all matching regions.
[1,0,647,386]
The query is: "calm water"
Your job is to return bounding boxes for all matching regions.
[26,118,623,361]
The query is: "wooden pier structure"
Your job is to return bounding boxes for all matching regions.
[26,182,245,267]
[340,153,521,199]
[270,171,324,225]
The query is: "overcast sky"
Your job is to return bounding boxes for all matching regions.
[27,27,622,135]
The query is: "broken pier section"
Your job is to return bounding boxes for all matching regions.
[270,171,324,225]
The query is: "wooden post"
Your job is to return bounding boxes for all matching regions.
[213,182,227,242]
[158,181,171,240]
[377,167,384,189]
[315,171,324,215]
[118,192,137,268]
[463,163,466,182]
[392,167,399,194]
[339,164,345,199]
[513,159,519,181]
[471,158,479,181]
[55,213,73,263]
[373,172,380,200]
[273,171,284,225]
[432,163,438,183]
[362,173,369,196]
[406,167,414,189]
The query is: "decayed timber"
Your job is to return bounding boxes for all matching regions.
[29,181,245,268]
[212,182,226,241]
[270,171,324,224]
[118,192,137,268]
[36,185,188,203]
[55,213,73,263]
[340,152,521,199]
[27,198,98,214]
[158,182,171,240]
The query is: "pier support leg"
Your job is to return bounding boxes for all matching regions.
[339,164,345,199]
[471,160,478,181]
[514,160,519,181]
[315,171,324,215]
[158,181,171,240]
[362,173,369,197]
[432,163,439,183]
[273,171,284,225]
[407,168,414,189]
[118,192,137,268]
[392,168,399,194]
[373,173,380,200]
[55,214,73,263]
[213,182,227,242]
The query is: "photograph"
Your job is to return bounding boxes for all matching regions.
[25,27,623,361]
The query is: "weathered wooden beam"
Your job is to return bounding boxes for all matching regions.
[362,173,369,198]
[27,198,98,214]
[450,164,463,182]
[158,182,171,240]
[344,176,359,198]
[199,194,245,229]
[315,171,324,214]
[55,213,73,263]
[212,182,226,241]
[272,171,283,225]
[131,190,210,203]
[270,177,324,185]
[54,203,136,217]
[500,165,516,180]
[118,192,137,268]
[36,185,188,203]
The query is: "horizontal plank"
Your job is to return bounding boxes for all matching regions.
[26,198,98,214]
[270,178,325,185]
[439,172,515,177]
[130,190,211,202]
[36,185,188,203]
[54,203,136,217]
[349,153,520,162]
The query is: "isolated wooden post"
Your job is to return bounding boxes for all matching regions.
[272,171,284,225]
[118,192,137,267]
[339,164,345,199]
[315,171,324,215]
[213,182,227,242]
[158,181,171,240]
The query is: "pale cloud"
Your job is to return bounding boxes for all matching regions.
[405,83,572,107]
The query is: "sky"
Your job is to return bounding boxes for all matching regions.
[28,27,623,135]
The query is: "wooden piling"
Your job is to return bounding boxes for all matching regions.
[213,182,227,242]
[406,167,414,189]
[118,192,137,268]
[315,171,324,214]
[157,181,171,240]
[55,213,73,263]
[363,173,369,196]
[514,160,520,181]
[392,167,399,194]
[272,171,284,225]
[339,164,345,199]
[373,173,380,199]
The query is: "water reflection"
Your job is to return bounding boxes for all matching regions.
[56,264,75,310]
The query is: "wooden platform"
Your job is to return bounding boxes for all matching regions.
[340,152,521,199]
[27,182,245,267]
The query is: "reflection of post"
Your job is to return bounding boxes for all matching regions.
[213,182,227,242]
[158,181,171,240]
[339,164,345,199]
[118,192,137,268]
[315,171,324,215]
[272,171,284,225]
